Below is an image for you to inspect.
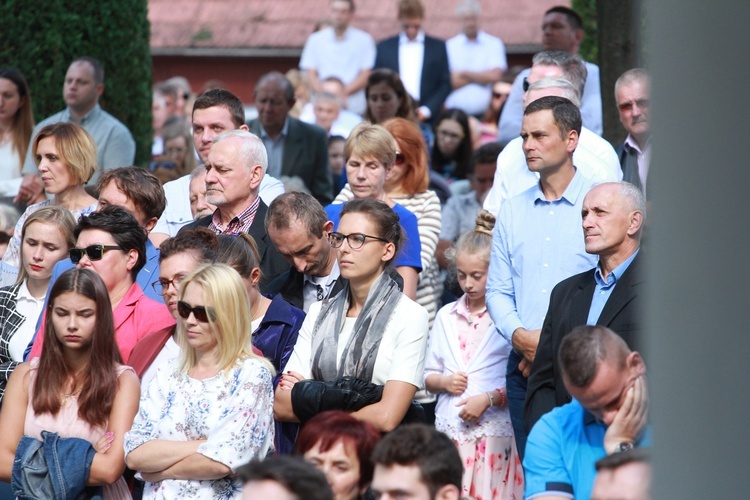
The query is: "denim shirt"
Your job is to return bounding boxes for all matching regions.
[12,431,103,499]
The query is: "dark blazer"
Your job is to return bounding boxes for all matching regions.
[524,251,644,433]
[181,200,290,292]
[374,34,452,121]
[265,267,347,311]
[247,117,333,205]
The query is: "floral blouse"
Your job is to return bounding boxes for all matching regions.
[124,356,275,499]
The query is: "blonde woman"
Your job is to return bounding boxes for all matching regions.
[125,264,275,499]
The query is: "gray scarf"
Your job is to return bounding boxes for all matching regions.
[311,271,401,382]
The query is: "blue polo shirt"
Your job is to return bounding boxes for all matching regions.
[524,399,651,500]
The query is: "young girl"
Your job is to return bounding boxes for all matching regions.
[0,268,140,498]
[424,213,524,499]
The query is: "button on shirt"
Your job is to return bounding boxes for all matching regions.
[587,249,639,325]
[258,118,290,179]
[486,170,599,344]
[302,260,341,313]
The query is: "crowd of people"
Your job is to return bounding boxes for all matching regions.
[0,0,653,498]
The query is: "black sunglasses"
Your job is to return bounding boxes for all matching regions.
[177,301,216,322]
[69,245,123,264]
[523,77,530,92]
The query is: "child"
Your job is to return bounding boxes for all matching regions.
[424,213,524,499]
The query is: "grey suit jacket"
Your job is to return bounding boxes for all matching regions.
[248,117,333,205]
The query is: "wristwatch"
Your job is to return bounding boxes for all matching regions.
[614,442,634,453]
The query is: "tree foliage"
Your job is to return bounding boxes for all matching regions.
[573,0,599,64]
[0,0,152,165]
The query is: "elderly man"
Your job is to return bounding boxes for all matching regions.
[150,89,284,244]
[248,72,333,205]
[615,68,651,196]
[265,192,344,313]
[498,6,602,143]
[525,181,646,431]
[299,0,375,115]
[486,96,599,458]
[183,130,289,289]
[17,57,135,201]
[483,50,622,216]
[524,325,650,500]
[444,0,507,117]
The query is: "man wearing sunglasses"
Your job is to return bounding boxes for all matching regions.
[614,69,651,197]
[26,206,175,363]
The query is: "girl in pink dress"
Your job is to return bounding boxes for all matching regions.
[425,215,524,499]
[0,268,140,499]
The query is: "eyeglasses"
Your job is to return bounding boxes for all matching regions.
[523,77,531,92]
[69,245,123,264]
[329,232,389,249]
[177,301,216,322]
[618,99,650,112]
[437,129,465,141]
[152,275,186,296]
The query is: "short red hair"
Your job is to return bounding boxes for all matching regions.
[382,117,429,195]
[295,410,381,488]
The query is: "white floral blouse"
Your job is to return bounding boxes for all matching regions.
[124,356,275,499]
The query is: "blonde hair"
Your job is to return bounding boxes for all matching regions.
[177,264,274,375]
[344,122,398,168]
[16,206,76,285]
[447,210,495,267]
[32,122,97,184]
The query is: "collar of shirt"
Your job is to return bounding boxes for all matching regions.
[452,293,488,323]
[209,196,261,234]
[595,248,640,289]
[258,117,290,142]
[624,134,652,155]
[399,30,425,45]
[532,168,588,206]
[457,30,484,44]
[304,259,341,291]
[17,279,45,304]
[62,103,101,125]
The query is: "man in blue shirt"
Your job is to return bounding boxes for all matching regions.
[524,325,649,500]
[486,95,598,458]
[525,181,646,431]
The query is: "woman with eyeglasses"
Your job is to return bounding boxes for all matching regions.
[0,206,75,406]
[128,227,219,389]
[216,233,305,454]
[324,122,422,300]
[125,264,275,499]
[334,118,442,325]
[0,268,140,498]
[3,122,99,268]
[26,206,175,363]
[431,108,474,184]
[275,198,429,433]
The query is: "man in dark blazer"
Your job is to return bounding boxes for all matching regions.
[374,0,451,122]
[247,72,333,205]
[182,130,289,291]
[264,192,344,312]
[524,181,646,433]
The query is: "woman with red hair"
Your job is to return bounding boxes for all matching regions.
[296,411,381,500]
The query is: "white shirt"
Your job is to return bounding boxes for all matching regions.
[284,295,429,388]
[140,335,180,393]
[299,103,363,138]
[624,134,652,194]
[483,126,622,216]
[445,31,508,116]
[302,260,341,313]
[398,31,426,103]
[10,281,45,361]
[152,173,286,237]
[299,26,376,116]
[0,139,23,197]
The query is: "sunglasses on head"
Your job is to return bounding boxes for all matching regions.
[177,301,216,322]
[523,77,530,92]
[69,245,123,264]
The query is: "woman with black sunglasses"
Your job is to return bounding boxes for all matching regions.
[275,198,429,433]
[125,264,275,498]
[26,206,175,363]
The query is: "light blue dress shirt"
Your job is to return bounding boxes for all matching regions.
[258,118,290,179]
[486,169,598,344]
[587,248,639,325]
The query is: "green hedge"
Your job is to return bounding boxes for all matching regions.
[0,0,152,166]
